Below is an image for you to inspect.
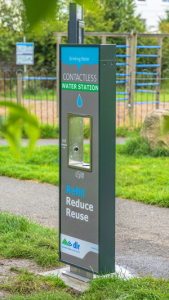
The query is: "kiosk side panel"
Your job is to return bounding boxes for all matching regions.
[99,45,116,274]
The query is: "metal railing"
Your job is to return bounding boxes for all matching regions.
[1,67,169,126]
[2,69,57,125]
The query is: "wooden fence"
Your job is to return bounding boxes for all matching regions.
[53,30,169,124]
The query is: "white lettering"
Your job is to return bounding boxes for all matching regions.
[89,204,93,211]
[62,72,97,83]
[84,215,88,222]
[85,203,89,210]
[66,197,71,205]
[71,211,75,218]
[66,197,93,212]
[80,213,84,221]
[66,209,88,222]
[76,212,80,219]
[66,197,93,222]
[76,199,80,207]
[80,202,84,209]
[66,208,71,216]
[71,200,75,206]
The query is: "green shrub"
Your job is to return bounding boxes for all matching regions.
[0,123,91,139]
[120,136,169,157]
[116,125,142,138]
[0,124,59,139]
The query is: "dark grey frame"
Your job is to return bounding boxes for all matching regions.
[67,113,92,172]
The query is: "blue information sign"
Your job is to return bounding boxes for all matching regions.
[16,42,34,65]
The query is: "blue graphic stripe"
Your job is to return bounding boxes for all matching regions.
[61,47,99,71]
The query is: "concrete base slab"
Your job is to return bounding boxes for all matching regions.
[63,270,91,283]
[39,266,88,292]
[39,265,134,292]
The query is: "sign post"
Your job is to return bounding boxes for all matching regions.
[59,44,116,276]
[68,3,85,44]
[16,42,34,66]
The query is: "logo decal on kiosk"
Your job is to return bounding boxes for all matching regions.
[75,171,84,179]
[62,239,72,247]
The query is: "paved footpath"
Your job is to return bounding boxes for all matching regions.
[0,138,126,146]
[0,176,168,278]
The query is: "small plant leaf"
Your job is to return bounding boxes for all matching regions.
[0,101,40,159]
[22,0,94,28]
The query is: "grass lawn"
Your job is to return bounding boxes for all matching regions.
[0,212,60,268]
[0,123,92,139]
[116,125,141,138]
[116,149,169,207]
[6,272,169,300]
[0,124,60,139]
[2,88,168,102]
[0,88,57,101]
[0,212,169,300]
[0,145,59,185]
[0,144,169,207]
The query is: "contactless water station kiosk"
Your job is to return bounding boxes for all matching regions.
[59,3,116,277]
[59,44,116,275]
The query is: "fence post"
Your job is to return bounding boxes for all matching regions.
[17,73,22,104]
[156,37,162,109]
[129,29,137,125]
[102,35,106,44]
[57,35,61,118]
[126,35,131,108]
[0,69,3,91]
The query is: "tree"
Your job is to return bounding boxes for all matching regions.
[0,0,24,61]
[104,0,145,33]
[22,0,93,28]
[84,0,145,36]
[84,0,114,44]
[159,11,169,74]
[84,0,146,48]
[0,0,92,157]
[0,0,67,70]
[0,0,146,156]
[0,0,147,68]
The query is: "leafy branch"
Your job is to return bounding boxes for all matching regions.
[0,102,40,159]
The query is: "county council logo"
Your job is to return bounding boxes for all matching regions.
[62,239,72,247]
[62,239,80,250]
